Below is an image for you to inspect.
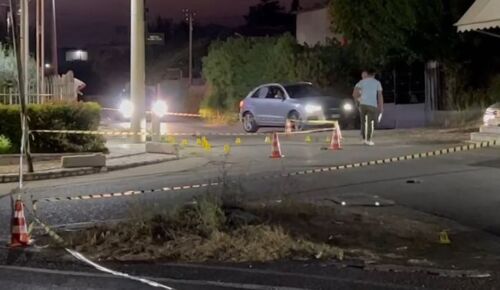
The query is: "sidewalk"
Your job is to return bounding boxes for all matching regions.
[0,143,177,183]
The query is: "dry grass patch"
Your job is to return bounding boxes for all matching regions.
[65,198,343,263]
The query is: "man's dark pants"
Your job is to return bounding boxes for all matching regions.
[359,104,378,141]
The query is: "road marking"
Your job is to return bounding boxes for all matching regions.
[67,249,175,289]
[0,264,307,290]
[32,141,497,205]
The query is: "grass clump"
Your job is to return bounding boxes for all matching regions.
[0,135,12,154]
[67,196,343,263]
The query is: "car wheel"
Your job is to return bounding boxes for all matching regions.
[288,111,304,131]
[242,112,258,133]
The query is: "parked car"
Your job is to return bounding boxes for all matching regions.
[115,85,166,121]
[239,82,356,132]
[483,102,500,126]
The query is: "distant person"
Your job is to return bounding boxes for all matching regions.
[67,70,86,101]
[74,78,86,102]
[353,69,384,146]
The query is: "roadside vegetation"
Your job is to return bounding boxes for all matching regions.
[201,0,500,117]
[0,135,12,154]
[0,102,107,153]
[65,197,344,262]
[58,194,500,270]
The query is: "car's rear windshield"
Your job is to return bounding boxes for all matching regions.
[285,84,323,98]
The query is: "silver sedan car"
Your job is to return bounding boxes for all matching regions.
[239,82,356,132]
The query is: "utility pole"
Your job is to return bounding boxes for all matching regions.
[36,0,45,100]
[182,9,195,86]
[21,0,28,94]
[21,0,34,173]
[36,0,40,100]
[130,0,146,143]
[41,0,45,94]
[9,0,34,177]
[51,0,57,75]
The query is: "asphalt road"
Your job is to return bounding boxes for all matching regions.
[1,118,500,289]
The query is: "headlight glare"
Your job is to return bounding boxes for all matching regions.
[305,104,322,114]
[343,103,353,112]
[152,100,168,117]
[119,100,133,118]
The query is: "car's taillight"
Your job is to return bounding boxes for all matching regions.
[239,100,244,109]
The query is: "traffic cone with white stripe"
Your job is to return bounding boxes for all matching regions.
[10,199,32,248]
[329,126,342,150]
[336,122,343,140]
[269,132,284,159]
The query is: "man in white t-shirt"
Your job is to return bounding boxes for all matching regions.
[353,69,384,146]
[74,78,86,102]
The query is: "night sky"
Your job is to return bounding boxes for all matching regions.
[47,0,321,47]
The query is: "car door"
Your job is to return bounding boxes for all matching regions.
[248,86,270,125]
[260,85,288,125]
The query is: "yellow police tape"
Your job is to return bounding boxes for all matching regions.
[30,126,336,138]
[102,107,201,119]
[32,140,497,205]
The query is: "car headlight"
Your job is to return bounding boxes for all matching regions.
[305,104,322,114]
[152,100,168,117]
[119,100,133,118]
[342,103,353,112]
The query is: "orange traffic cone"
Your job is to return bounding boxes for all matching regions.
[285,119,293,134]
[10,199,32,247]
[329,127,342,150]
[269,132,284,158]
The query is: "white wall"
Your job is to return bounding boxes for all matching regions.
[296,7,339,46]
[379,103,428,129]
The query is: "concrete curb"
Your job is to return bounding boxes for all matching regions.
[0,156,178,184]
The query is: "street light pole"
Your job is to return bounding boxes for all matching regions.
[21,0,28,95]
[41,0,45,93]
[130,0,146,143]
[9,0,34,177]
[183,9,195,86]
[51,0,58,75]
[36,0,45,99]
[36,0,40,101]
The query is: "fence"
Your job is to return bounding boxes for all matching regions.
[0,72,77,105]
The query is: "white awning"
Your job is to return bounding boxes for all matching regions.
[455,0,500,32]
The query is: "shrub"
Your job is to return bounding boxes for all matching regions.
[0,102,107,153]
[202,34,345,113]
[0,43,37,91]
[0,135,12,154]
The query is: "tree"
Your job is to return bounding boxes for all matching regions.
[202,34,342,111]
[328,0,500,108]
[329,0,420,66]
[0,43,36,91]
[328,0,486,66]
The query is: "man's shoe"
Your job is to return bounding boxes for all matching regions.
[366,141,375,146]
